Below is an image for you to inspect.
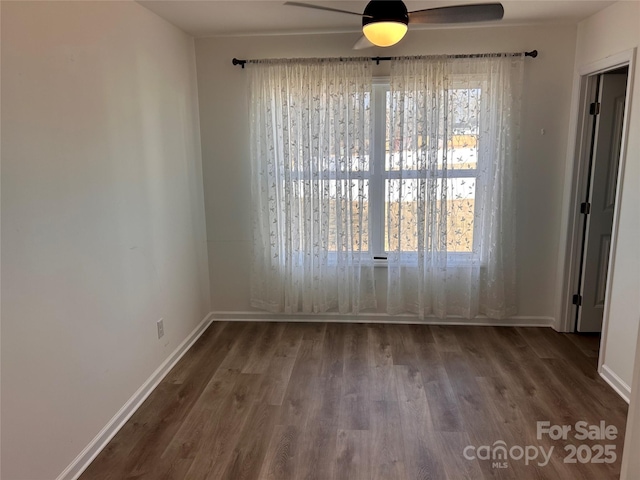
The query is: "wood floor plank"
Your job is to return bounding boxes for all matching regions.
[490,327,613,426]
[479,327,564,426]
[565,332,601,358]
[394,364,447,479]
[517,326,561,359]
[410,330,464,435]
[338,386,370,431]
[438,348,525,480]
[293,375,341,480]
[184,373,264,480]
[534,327,600,375]
[437,431,485,480]
[295,423,338,480]
[334,429,371,480]
[81,322,628,480]
[370,400,407,480]
[430,325,463,352]
[423,378,464,433]
[367,324,397,402]
[453,326,500,377]
[339,324,371,430]
[320,323,345,378]
[395,364,434,433]
[242,323,285,374]
[219,402,280,480]
[258,425,299,480]
[217,322,267,371]
[163,321,229,385]
[343,323,368,373]
[367,324,394,369]
[291,323,328,378]
[258,323,304,406]
[474,375,564,480]
[440,350,502,440]
[156,367,241,477]
[278,324,326,427]
[544,357,628,426]
[398,428,447,480]
[386,323,419,366]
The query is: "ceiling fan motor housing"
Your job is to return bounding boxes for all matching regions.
[362,0,409,28]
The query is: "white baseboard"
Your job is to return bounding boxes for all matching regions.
[56,312,215,480]
[600,364,631,403]
[209,311,555,327]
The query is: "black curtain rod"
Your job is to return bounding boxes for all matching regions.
[232,50,537,68]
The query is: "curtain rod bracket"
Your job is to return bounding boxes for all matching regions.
[232,58,246,69]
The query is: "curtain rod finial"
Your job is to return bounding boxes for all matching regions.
[232,58,246,68]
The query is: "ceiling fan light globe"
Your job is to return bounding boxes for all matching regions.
[362,21,408,47]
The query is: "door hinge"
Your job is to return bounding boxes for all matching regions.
[589,102,601,115]
[580,202,591,215]
[572,294,582,306]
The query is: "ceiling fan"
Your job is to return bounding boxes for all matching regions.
[284,0,505,49]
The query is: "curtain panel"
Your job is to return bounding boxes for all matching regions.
[386,54,524,319]
[248,59,376,314]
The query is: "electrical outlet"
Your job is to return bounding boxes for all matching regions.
[157,318,164,339]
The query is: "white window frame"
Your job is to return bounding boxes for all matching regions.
[368,79,483,265]
[369,80,388,261]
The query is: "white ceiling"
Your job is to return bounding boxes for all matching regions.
[138,0,616,38]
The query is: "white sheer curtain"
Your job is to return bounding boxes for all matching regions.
[386,54,524,319]
[248,59,376,314]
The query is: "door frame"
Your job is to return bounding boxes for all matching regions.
[556,48,635,344]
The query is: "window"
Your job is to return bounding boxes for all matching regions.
[249,56,522,317]
[330,80,484,261]
[290,76,486,261]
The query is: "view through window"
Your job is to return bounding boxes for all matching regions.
[324,80,482,259]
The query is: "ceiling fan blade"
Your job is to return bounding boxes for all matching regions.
[409,3,504,24]
[284,2,366,17]
[353,35,375,50]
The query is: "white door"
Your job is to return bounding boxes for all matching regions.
[578,72,628,332]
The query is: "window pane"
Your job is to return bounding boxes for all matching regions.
[288,91,371,175]
[450,87,481,135]
[449,87,481,171]
[385,88,481,172]
[385,91,432,172]
[325,179,369,252]
[447,177,476,252]
[448,136,478,170]
[385,178,475,253]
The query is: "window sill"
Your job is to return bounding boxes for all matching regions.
[372,254,483,269]
[322,253,481,268]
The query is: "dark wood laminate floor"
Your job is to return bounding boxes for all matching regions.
[81,323,628,480]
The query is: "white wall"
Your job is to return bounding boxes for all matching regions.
[572,0,640,391]
[1,2,210,479]
[195,24,577,321]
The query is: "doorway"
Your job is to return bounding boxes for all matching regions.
[576,67,628,333]
[560,50,634,340]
